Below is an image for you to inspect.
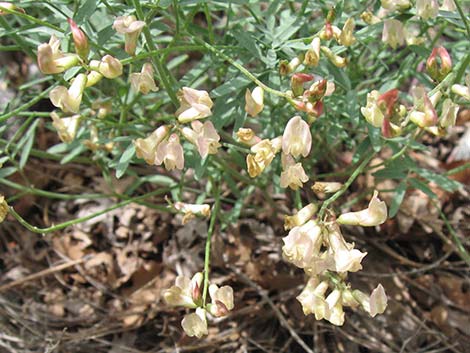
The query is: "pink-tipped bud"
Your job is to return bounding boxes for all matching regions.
[323,22,334,40]
[426,47,452,82]
[291,73,314,97]
[305,79,327,102]
[68,19,89,60]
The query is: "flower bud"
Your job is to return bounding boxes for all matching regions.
[312,181,342,195]
[236,128,261,146]
[426,47,452,82]
[86,71,103,87]
[174,202,211,224]
[113,15,146,56]
[90,55,123,79]
[49,73,87,113]
[37,35,79,74]
[50,112,81,143]
[0,195,8,223]
[134,125,169,164]
[291,73,314,97]
[338,18,356,46]
[320,46,347,67]
[176,87,213,123]
[282,116,312,158]
[279,55,303,75]
[155,133,184,170]
[382,19,405,49]
[245,86,264,117]
[337,190,387,227]
[381,0,410,11]
[284,203,318,230]
[181,308,208,338]
[305,79,327,102]
[377,89,399,118]
[360,11,380,25]
[369,284,388,317]
[416,0,439,20]
[304,37,321,67]
[67,18,89,60]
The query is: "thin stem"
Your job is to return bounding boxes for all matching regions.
[318,152,375,219]
[191,36,293,100]
[132,0,179,106]
[8,188,172,234]
[454,0,470,40]
[202,183,221,306]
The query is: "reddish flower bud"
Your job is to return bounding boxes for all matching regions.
[377,89,399,118]
[67,18,89,60]
[426,47,452,82]
[291,73,314,97]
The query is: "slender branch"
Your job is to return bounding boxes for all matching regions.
[454,0,470,40]
[202,183,221,306]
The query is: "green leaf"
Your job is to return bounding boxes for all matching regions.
[414,167,462,192]
[116,143,135,179]
[19,119,39,170]
[0,166,17,178]
[211,75,250,98]
[409,178,437,199]
[389,181,407,218]
[75,0,98,24]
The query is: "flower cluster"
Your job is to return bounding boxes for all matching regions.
[283,192,388,325]
[162,273,234,338]
[134,87,220,171]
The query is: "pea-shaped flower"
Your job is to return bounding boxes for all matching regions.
[155,133,184,170]
[50,112,81,143]
[207,284,234,317]
[176,87,214,123]
[382,19,405,49]
[130,63,158,94]
[282,116,312,158]
[284,203,318,230]
[113,15,146,55]
[245,86,264,117]
[134,125,169,164]
[181,308,208,338]
[90,55,123,79]
[49,74,87,113]
[296,277,330,320]
[181,121,221,159]
[337,191,387,227]
[416,0,439,20]
[282,220,323,269]
[37,35,79,74]
[162,272,203,308]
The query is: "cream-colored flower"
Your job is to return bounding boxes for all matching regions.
[181,308,208,338]
[282,220,323,269]
[327,226,367,273]
[441,0,456,11]
[90,55,123,79]
[320,46,347,67]
[0,195,8,223]
[37,35,79,74]
[162,272,203,308]
[134,125,169,164]
[296,277,330,320]
[304,37,321,67]
[382,19,405,49]
[236,128,261,146]
[337,191,387,227]
[351,284,388,317]
[174,202,211,224]
[181,121,220,159]
[49,74,87,114]
[284,203,318,230]
[338,18,356,46]
[381,0,410,11]
[451,74,470,101]
[155,133,184,170]
[439,98,458,128]
[207,284,234,317]
[416,0,439,20]
[130,63,158,94]
[280,160,309,190]
[361,90,384,128]
[325,289,345,326]
[311,182,342,195]
[409,86,438,127]
[246,138,281,178]
[51,112,80,143]
[245,86,264,117]
[113,15,146,55]
[176,87,213,123]
[282,116,311,158]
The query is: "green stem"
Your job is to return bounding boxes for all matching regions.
[191,36,292,100]
[454,0,470,40]
[202,183,221,306]
[318,152,375,219]
[131,0,179,106]
[8,188,172,234]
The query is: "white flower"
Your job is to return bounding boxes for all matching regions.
[50,112,81,143]
[134,125,169,165]
[162,272,203,308]
[130,63,158,94]
[181,121,221,159]
[327,226,367,273]
[337,191,387,227]
[416,0,439,20]
[284,203,318,230]
[207,284,234,317]
[282,220,323,269]
[113,15,146,55]
[174,202,211,224]
[155,134,184,170]
[282,116,312,158]
[245,86,264,117]
[181,308,208,338]
[382,19,405,49]
[325,289,345,326]
[296,277,330,320]
[361,90,384,128]
[176,87,213,123]
[37,35,79,74]
[49,74,87,114]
